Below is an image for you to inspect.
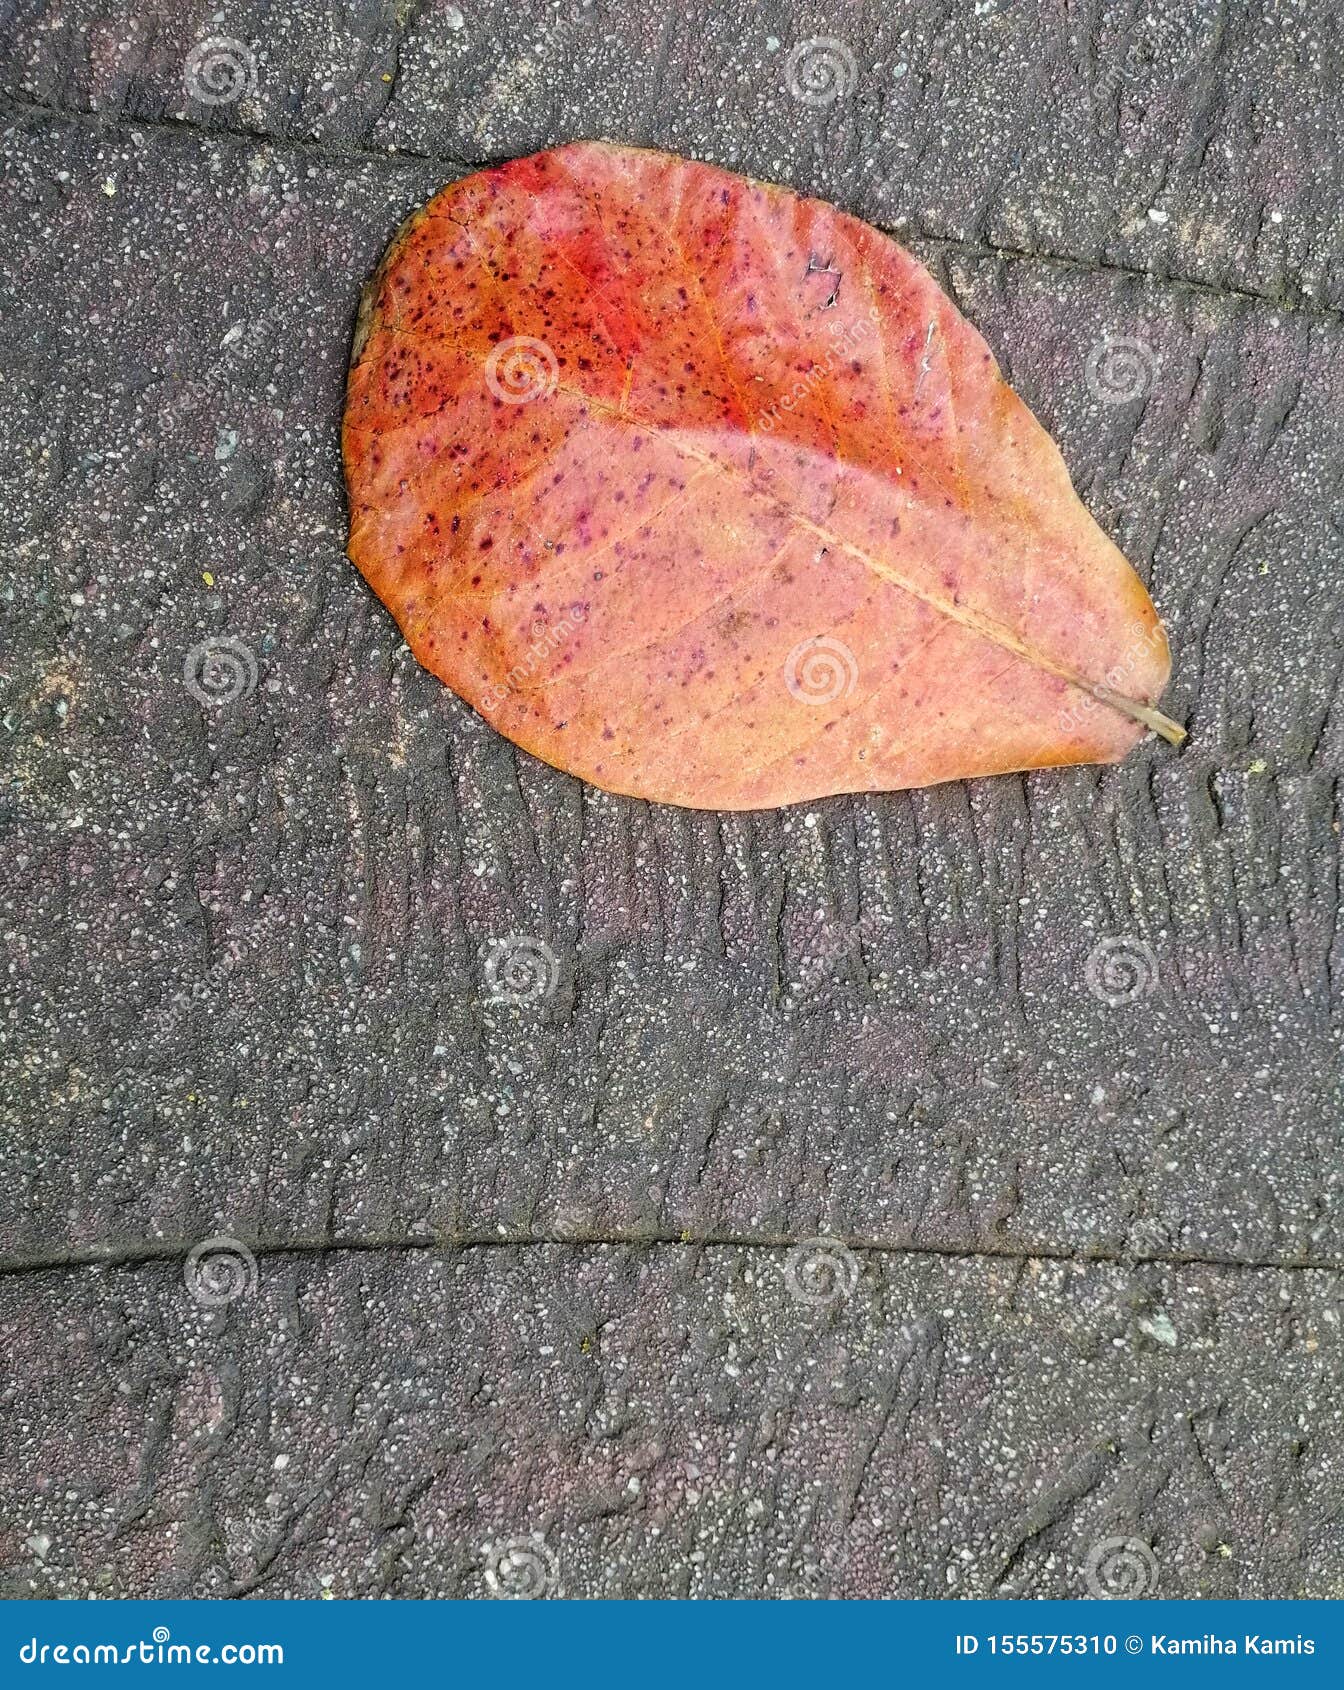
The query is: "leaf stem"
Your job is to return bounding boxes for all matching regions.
[1090,684,1187,745]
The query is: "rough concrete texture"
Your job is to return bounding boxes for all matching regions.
[3,1247,1343,1599]
[0,0,1341,1600]
[2,0,1341,309]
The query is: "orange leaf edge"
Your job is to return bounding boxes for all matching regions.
[343,141,1185,808]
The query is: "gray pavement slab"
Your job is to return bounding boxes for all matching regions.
[1,112,1340,1274]
[1,1244,1341,1599]
[2,1,1340,310]
[0,0,1341,1603]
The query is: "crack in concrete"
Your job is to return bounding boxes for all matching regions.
[0,89,483,174]
[919,230,1340,330]
[3,92,1340,332]
[1,1230,1340,1281]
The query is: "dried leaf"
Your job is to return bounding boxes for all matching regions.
[343,142,1181,810]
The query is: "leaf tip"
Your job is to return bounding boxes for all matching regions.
[1147,707,1187,747]
[1092,683,1186,746]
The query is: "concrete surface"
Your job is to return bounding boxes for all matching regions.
[0,0,1341,1599]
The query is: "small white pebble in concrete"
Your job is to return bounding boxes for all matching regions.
[1139,1311,1178,1347]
